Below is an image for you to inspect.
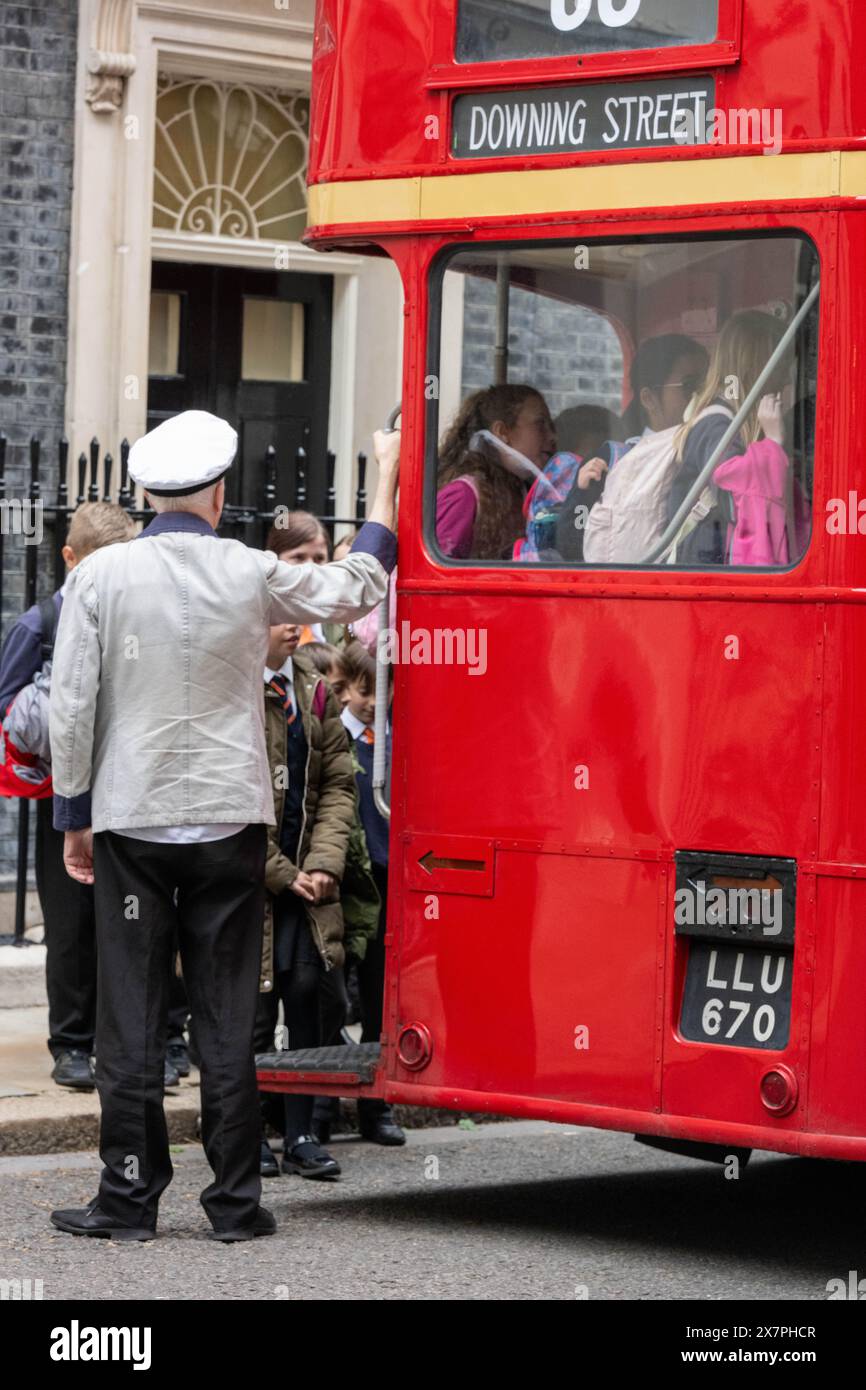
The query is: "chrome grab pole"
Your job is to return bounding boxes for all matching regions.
[494,257,510,386]
[640,281,820,565]
[372,405,400,821]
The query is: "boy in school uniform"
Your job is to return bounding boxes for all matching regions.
[339,641,405,1146]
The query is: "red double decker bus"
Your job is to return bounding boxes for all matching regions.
[259,0,866,1167]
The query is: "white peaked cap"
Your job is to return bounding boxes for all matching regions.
[128,411,238,496]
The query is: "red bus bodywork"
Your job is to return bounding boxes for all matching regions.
[259,1,866,1163]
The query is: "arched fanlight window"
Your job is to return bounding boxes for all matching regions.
[153,76,310,242]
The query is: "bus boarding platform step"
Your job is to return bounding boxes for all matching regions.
[256,1042,381,1086]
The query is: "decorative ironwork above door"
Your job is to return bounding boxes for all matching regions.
[153,77,310,243]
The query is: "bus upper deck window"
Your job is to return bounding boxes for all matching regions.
[429,235,819,573]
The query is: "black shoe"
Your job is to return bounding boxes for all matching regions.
[208,1206,276,1243]
[50,1202,155,1242]
[359,1107,406,1147]
[282,1136,341,1180]
[164,1059,180,1090]
[166,1040,190,1077]
[260,1141,280,1177]
[51,1049,95,1090]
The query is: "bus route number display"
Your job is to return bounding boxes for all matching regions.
[456,0,719,65]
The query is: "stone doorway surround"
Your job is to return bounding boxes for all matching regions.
[64,0,404,523]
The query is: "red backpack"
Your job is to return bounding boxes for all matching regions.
[0,597,57,800]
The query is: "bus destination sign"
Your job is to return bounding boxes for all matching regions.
[452,76,716,158]
[456,0,719,66]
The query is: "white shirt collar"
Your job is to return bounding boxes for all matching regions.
[264,656,295,684]
[341,708,368,741]
[341,708,389,740]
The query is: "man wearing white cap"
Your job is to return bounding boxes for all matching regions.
[47,410,399,1243]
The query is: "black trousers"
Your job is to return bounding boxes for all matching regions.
[319,965,350,1045]
[35,798,97,1058]
[357,862,389,1121]
[312,863,390,1128]
[255,961,321,1145]
[166,958,190,1045]
[359,863,388,1044]
[35,801,188,1057]
[92,825,266,1231]
[310,967,350,1134]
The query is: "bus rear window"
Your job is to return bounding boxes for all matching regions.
[428,234,819,571]
[456,1,719,66]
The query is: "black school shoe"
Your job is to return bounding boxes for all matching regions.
[208,1206,276,1243]
[260,1141,280,1177]
[281,1136,341,1180]
[166,1040,191,1077]
[50,1049,95,1090]
[358,1104,406,1147]
[50,1200,155,1242]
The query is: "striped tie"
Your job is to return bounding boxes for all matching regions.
[269,673,296,725]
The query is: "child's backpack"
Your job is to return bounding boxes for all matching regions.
[582,406,734,565]
[0,596,58,799]
[514,452,580,560]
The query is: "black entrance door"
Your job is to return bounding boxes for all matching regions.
[147,264,333,513]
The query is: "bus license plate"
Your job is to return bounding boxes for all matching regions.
[680,943,792,1050]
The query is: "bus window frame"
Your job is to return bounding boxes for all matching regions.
[423,225,821,577]
[429,0,743,91]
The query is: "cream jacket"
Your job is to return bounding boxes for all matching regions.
[49,514,395,833]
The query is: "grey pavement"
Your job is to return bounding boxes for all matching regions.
[0,1120,859,1300]
[0,1001,200,1154]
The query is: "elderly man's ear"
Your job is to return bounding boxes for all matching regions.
[200,478,226,527]
[213,477,226,524]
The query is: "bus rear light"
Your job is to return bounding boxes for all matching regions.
[760,1065,798,1116]
[397,1023,433,1071]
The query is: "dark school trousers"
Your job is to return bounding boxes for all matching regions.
[311,966,350,1135]
[92,824,266,1232]
[254,897,322,1145]
[35,798,97,1058]
[312,863,390,1128]
[357,861,389,1122]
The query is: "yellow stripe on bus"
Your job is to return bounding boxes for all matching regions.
[308,151,866,228]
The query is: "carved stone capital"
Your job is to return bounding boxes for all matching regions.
[86,50,137,113]
[85,0,136,114]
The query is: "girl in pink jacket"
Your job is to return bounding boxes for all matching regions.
[713,393,810,566]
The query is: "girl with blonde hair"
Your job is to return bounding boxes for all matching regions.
[667,310,791,565]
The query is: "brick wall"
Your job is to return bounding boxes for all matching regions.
[0,1,78,880]
[460,275,625,424]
